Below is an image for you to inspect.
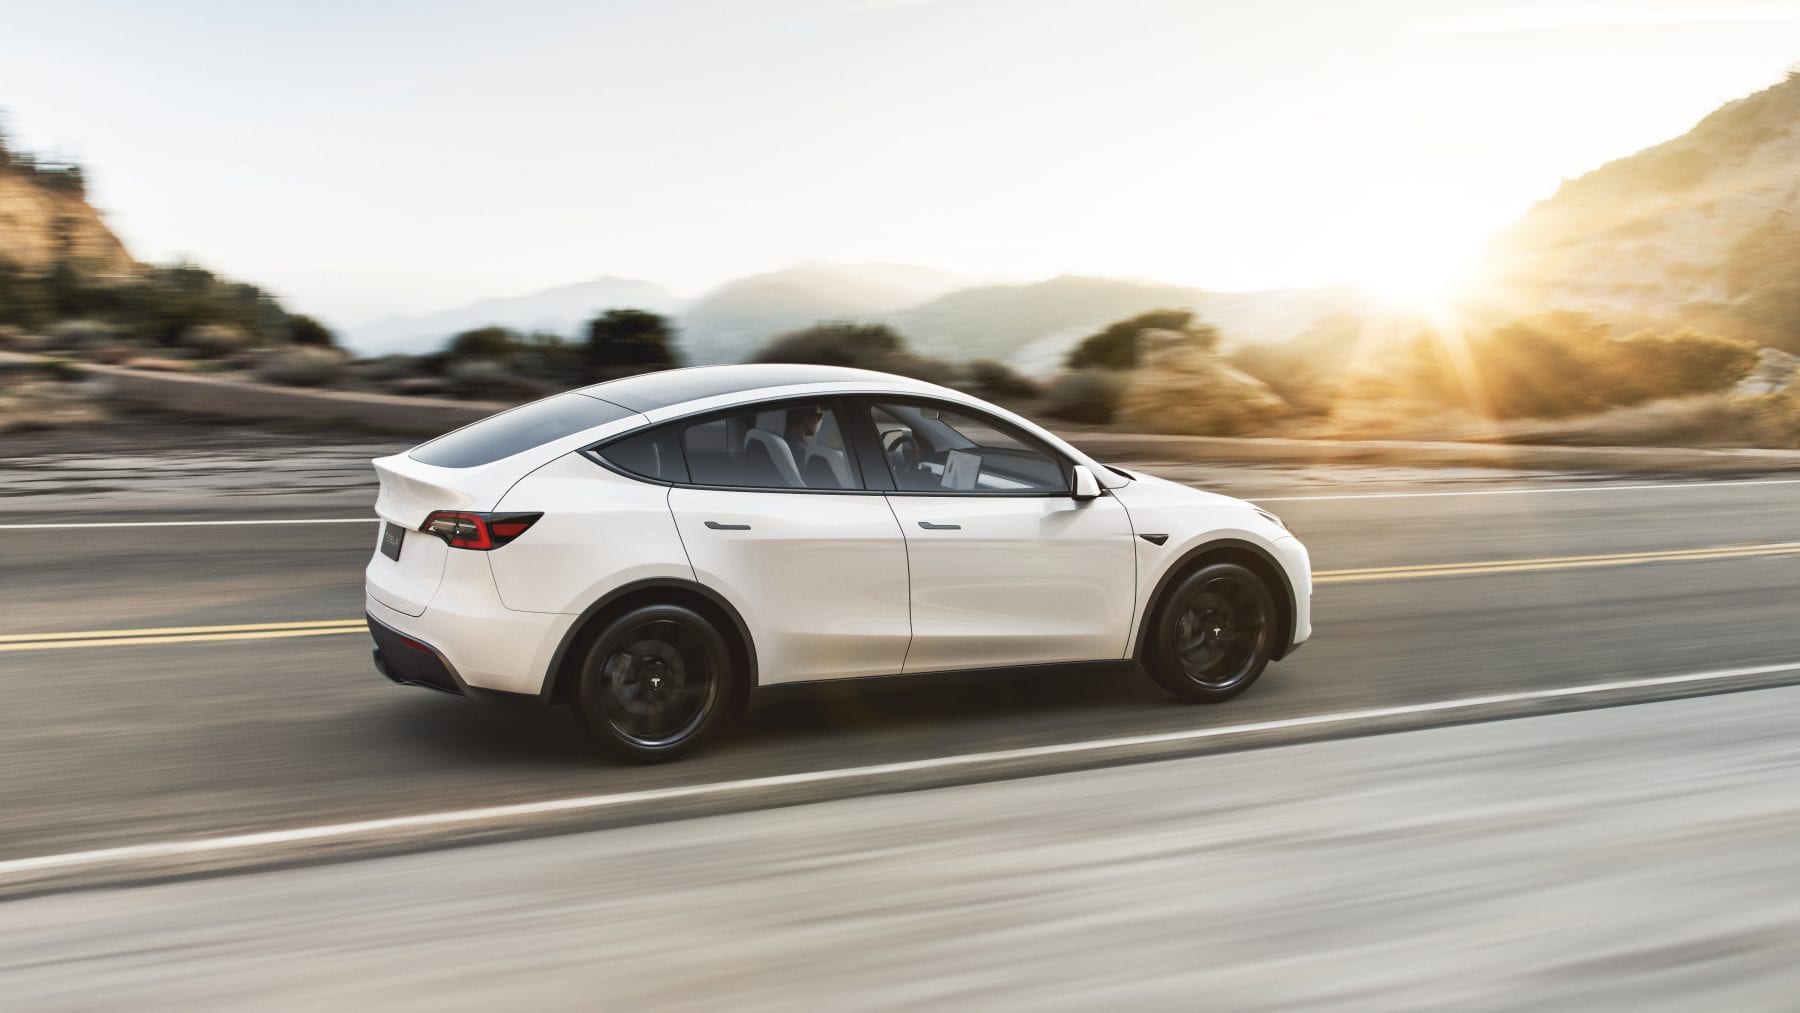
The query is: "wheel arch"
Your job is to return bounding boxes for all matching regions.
[1133,538,1298,663]
[542,578,759,711]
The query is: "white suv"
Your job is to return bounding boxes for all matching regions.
[366,364,1311,761]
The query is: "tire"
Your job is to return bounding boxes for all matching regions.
[571,604,736,762]
[1144,562,1277,703]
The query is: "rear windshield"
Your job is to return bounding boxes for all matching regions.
[409,393,633,468]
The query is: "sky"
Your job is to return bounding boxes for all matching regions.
[3,0,1798,327]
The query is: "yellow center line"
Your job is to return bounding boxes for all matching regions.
[2,541,1795,653]
[0,627,369,653]
[0,619,367,644]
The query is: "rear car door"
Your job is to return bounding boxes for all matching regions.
[853,398,1137,673]
[663,398,912,685]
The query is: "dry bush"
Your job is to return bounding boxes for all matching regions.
[256,347,347,387]
[1042,369,1130,424]
[1505,391,1800,449]
[179,323,253,358]
[960,359,1040,401]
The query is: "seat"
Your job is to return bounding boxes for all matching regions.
[743,428,804,487]
[803,413,855,489]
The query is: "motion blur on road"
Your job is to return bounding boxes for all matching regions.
[1,429,1798,1006]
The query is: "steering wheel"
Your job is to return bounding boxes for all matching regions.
[882,429,921,472]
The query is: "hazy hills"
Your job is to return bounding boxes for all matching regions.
[674,261,969,365]
[344,262,1359,372]
[351,276,682,356]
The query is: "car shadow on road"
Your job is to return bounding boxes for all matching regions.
[371,662,1176,769]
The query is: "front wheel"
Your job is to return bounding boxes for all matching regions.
[571,604,735,762]
[1145,562,1277,702]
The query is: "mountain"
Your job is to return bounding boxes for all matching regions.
[346,276,682,356]
[0,141,135,276]
[676,261,968,364]
[1480,72,1800,351]
[886,275,1366,375]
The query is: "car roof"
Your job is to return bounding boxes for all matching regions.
[576,364,936,413]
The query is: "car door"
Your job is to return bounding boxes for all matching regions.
[855,398,1136,673]
[664,398,911,685]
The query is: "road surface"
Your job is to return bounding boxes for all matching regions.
[4,685,1799,1008]
[0,446,1795,884]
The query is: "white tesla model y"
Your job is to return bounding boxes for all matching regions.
[366,365,1312,761]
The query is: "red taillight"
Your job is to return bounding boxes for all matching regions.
[421,511,542,550]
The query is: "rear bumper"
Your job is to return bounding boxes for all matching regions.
[364,565,577,699]
[367,613,545,711]
[367,613,464,695]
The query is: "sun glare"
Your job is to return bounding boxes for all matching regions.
[1352,247,1476,312]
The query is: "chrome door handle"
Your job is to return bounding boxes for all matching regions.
[917,521,961,530]
[705,521,752,530]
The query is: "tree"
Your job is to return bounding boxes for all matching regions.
[748,321,958,385]
[585,309,680,377]
[288,314,336,347]
[447,325,520,360]
[751,322,904,368]
[1067,309,1218,370]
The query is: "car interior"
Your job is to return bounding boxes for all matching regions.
[617,400,1071,495]
[872,403,1068,494]
[681,404,857,490]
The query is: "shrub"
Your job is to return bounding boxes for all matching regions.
[585,309,680,378]
[750,322,960,386]
[447,326,521,360]
[1067,309,1217,370]
[509,332,587,383]
[1042,369,1129,424]
[444,358,514,397]
[45,319,118,352]
[751,322,905,369]
[256,347,345,387]
[1612,329,1757,398]
[179,323,253,358]
[961,358,1040,400]
[288,315,336,347]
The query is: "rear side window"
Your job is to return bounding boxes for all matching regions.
[682,402,859,490]
[410,393,633,468]
[596,425,689,484]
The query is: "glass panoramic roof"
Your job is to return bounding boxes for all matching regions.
[578,364,905,412]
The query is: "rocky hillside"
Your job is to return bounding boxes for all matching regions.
[0,138,135,276]
[1481,73,1800,350]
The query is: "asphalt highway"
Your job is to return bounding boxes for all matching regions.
[1,459,1797,884]
[9,686,1800,1008]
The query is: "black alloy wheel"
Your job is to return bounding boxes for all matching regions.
[1146,562,1277,702]
[573,604,734,762]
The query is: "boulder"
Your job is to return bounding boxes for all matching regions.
[1733,347,1799,395]
[1117,328,1289,435]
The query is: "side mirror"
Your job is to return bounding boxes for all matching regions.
[1071,465,1102,501]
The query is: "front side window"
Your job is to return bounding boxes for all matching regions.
[682,402,859,490]
[869,401,1068,494]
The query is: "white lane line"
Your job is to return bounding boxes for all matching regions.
[0,518,378,530]
[3,659,1797,879]
[1250,477,1800,503]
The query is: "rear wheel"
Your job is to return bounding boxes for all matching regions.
[1145,562,1276,702]
[572,604,735,762]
